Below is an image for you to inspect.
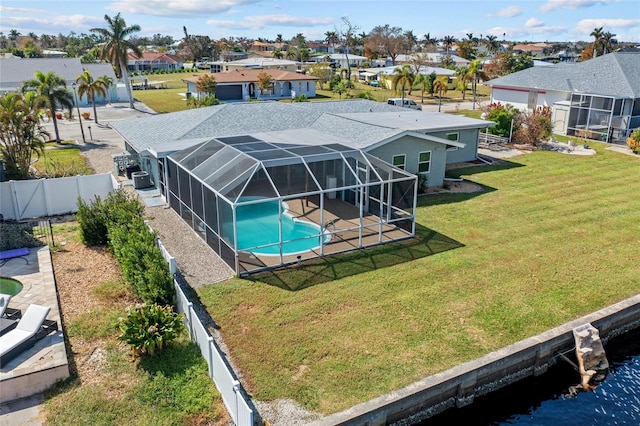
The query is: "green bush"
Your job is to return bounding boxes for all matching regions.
[118,303,184,359]
[76,188,174,305]
[485,103,519,138]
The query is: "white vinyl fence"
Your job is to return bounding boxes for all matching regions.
[0,173,119,220]
[154,237,255,425]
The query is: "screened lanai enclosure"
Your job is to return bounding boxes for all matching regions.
[166,135,417,276]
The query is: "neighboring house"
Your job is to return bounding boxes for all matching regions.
[0,57,122,105]
[183,68,318,101]
[251,40,275,52]
[127,52,184,72]
[360,65,455,88]
[395,53,470,67]
[222,57,299,72]
[486,52,640,143]
[112,100,492,275]
[313,53,369,69]
[511,43,553,57]
[112,99,492,195]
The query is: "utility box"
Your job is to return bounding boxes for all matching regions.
[132,171,151,189]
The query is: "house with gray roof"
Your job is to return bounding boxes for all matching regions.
[112,99,492,193]
[486,52,640,143]
[0,57,124,106]
[112,99,491,275]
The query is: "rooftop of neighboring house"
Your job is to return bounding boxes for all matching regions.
[224,57,298,67]
[127,52,183,63]
[183,68,317,84]
[486,52,640,98]
[111,99,492,157]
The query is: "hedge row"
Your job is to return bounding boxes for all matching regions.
[76,189,174,305]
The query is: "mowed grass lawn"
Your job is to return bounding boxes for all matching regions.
[132,71,207,113]
[197,142,640,414]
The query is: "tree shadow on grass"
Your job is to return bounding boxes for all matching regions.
[248,223,464,291]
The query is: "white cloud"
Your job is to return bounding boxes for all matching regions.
[1,15,104,31]
[575,18,640,35]
[0,6,45,15]
[525,18,545,28]
[206,14,335,30]
[540,0,615,13]
[107,0,262,18]
[496,6,523,18]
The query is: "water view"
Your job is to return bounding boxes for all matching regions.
[423,327,640,425]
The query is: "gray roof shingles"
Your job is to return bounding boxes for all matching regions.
[486,52,640,98]
[112,99,490,154]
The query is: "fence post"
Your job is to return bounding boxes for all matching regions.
[233,380,241,425]
[207,336,215,379]
[187,301,194,339]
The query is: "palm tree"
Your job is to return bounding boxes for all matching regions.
[391,64,416,104]
[455,65,470,100]
[433,77,448,112]
[0,92,49,178]
[590,27,604,58]
[21,71,73,144]
[75,70,112,123]
[404,30,418,54]
[324,31,339,52]
[442,35,456,55]
[466,59,488,110]
[601,31,617,55]
[90,13,142,109]
[422,33,437,52]
[485,35,500,56]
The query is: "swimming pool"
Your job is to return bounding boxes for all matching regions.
[233,198,327,256]
[0,277,24,296]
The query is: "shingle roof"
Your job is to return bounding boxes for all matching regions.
[0,58,84,91]
[183,68,317,84]
[486,52,640,98]
[112,100,491,156]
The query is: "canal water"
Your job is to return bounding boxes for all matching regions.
[421,327,640,425]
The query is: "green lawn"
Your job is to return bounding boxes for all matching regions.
[197,142,640,414]
[32,146,93,177]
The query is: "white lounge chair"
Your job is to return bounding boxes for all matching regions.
[0,304,51,367]
[0,293,11,318]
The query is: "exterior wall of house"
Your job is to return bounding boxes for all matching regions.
[367,135,448,187]
[185,80,316,101]
[427,128,481,164]
[225,63,298,72]
[491,87,569,111]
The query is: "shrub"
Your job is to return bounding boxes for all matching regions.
[76,189,173,305]
[357,91,375,100]
[118,303,184,359]
[512,106,552,146]
[627,128,640,154]
[484,102,519,138]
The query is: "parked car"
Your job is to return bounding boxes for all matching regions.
[387,98,422,111]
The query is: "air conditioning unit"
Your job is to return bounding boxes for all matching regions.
[132,171,151,189]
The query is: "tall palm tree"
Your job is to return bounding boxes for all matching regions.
[21,71,73,144]
[90,13,142,109]
[422,33,437,52]
[601,31,617,55]
[485,35,500,56]
[324,31,339,52]
[590,27,604,58]
[404,30,418,54]
[442,35,456,55]
[455,65,470,100]
[75,70,112,123]
[466,59,488,110]
[433,77,448,112]
[391,64,416,104]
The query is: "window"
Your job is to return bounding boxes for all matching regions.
[445,132,459,151]
[392,154,406,170]
[418,151,431,173]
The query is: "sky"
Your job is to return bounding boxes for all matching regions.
[1,0,639,44]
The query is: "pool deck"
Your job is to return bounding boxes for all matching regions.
[0,246,70,402]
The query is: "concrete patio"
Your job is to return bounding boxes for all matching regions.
[0,246,69,402]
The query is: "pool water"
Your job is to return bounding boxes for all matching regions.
[234,199,326,256]
[0,277,24,296]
